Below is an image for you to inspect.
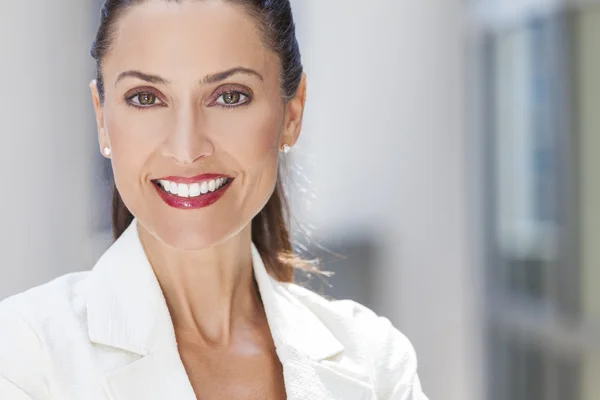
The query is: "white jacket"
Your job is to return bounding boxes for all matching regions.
[0,221,428,400]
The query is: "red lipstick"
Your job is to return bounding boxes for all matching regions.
[156,173,230,184]
[153,175,232,210]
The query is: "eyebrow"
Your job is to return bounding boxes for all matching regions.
[201,67,264,84]
[115,70,168,86]
[115,67,264,87]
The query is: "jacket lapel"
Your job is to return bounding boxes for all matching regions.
[85,221,196,400]
[101,347,196,400]
[85,220,375,400]
[251,245,376,400]
[277,346,375,400]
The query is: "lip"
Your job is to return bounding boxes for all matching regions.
[153,178,232,210]
[155,173,231,184]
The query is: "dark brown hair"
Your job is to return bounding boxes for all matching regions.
[91,0,305,282]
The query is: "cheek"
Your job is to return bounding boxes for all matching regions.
[209,103,282,172]
[104,105,165,180]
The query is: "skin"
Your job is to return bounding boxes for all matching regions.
[89,0,307,398]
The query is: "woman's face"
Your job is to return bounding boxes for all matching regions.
[90,0,306,250]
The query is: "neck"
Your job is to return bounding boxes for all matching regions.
[138,223,263,347]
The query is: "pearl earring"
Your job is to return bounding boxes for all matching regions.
[103,147,111,157]
[281,144,291,154]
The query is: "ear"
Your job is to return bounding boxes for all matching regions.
[89,79,110,157]
[281,73,307,149]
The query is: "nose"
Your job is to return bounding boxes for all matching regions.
[161,104,214,165]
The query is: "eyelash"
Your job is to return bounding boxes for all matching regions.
[124,88,164,109]
[211,88,252,108]
[124,87,253,109]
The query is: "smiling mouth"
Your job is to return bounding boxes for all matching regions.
[152,177,232,198]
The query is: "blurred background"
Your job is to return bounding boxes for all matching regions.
[1,0,599,399]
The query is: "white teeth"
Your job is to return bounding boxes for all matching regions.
[157,177,229,198]
[177,183,189,198]
[159,180,170,191]
[189,183,201,197]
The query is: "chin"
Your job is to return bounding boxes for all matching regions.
[152,219,245,251]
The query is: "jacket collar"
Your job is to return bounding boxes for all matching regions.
[85,219,343,359]
[85,220,374,400]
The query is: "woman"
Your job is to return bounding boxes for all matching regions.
[0,1,428,399]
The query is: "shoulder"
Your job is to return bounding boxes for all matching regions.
[281,282,426,398]
[0,272,89,397]
[0,271,89,331]
[281,281,415,355]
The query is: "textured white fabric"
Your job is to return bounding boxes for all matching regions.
[0,220,428,399]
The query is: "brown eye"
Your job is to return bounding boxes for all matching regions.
[216,91,248,106]
[138,93,155,105]
[129,92,162,107]
[223,92,240,104]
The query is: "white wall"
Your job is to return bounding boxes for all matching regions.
[0,0,98,298]
[290,1,484,399]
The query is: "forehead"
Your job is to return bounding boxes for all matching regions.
[103,0,277,80]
